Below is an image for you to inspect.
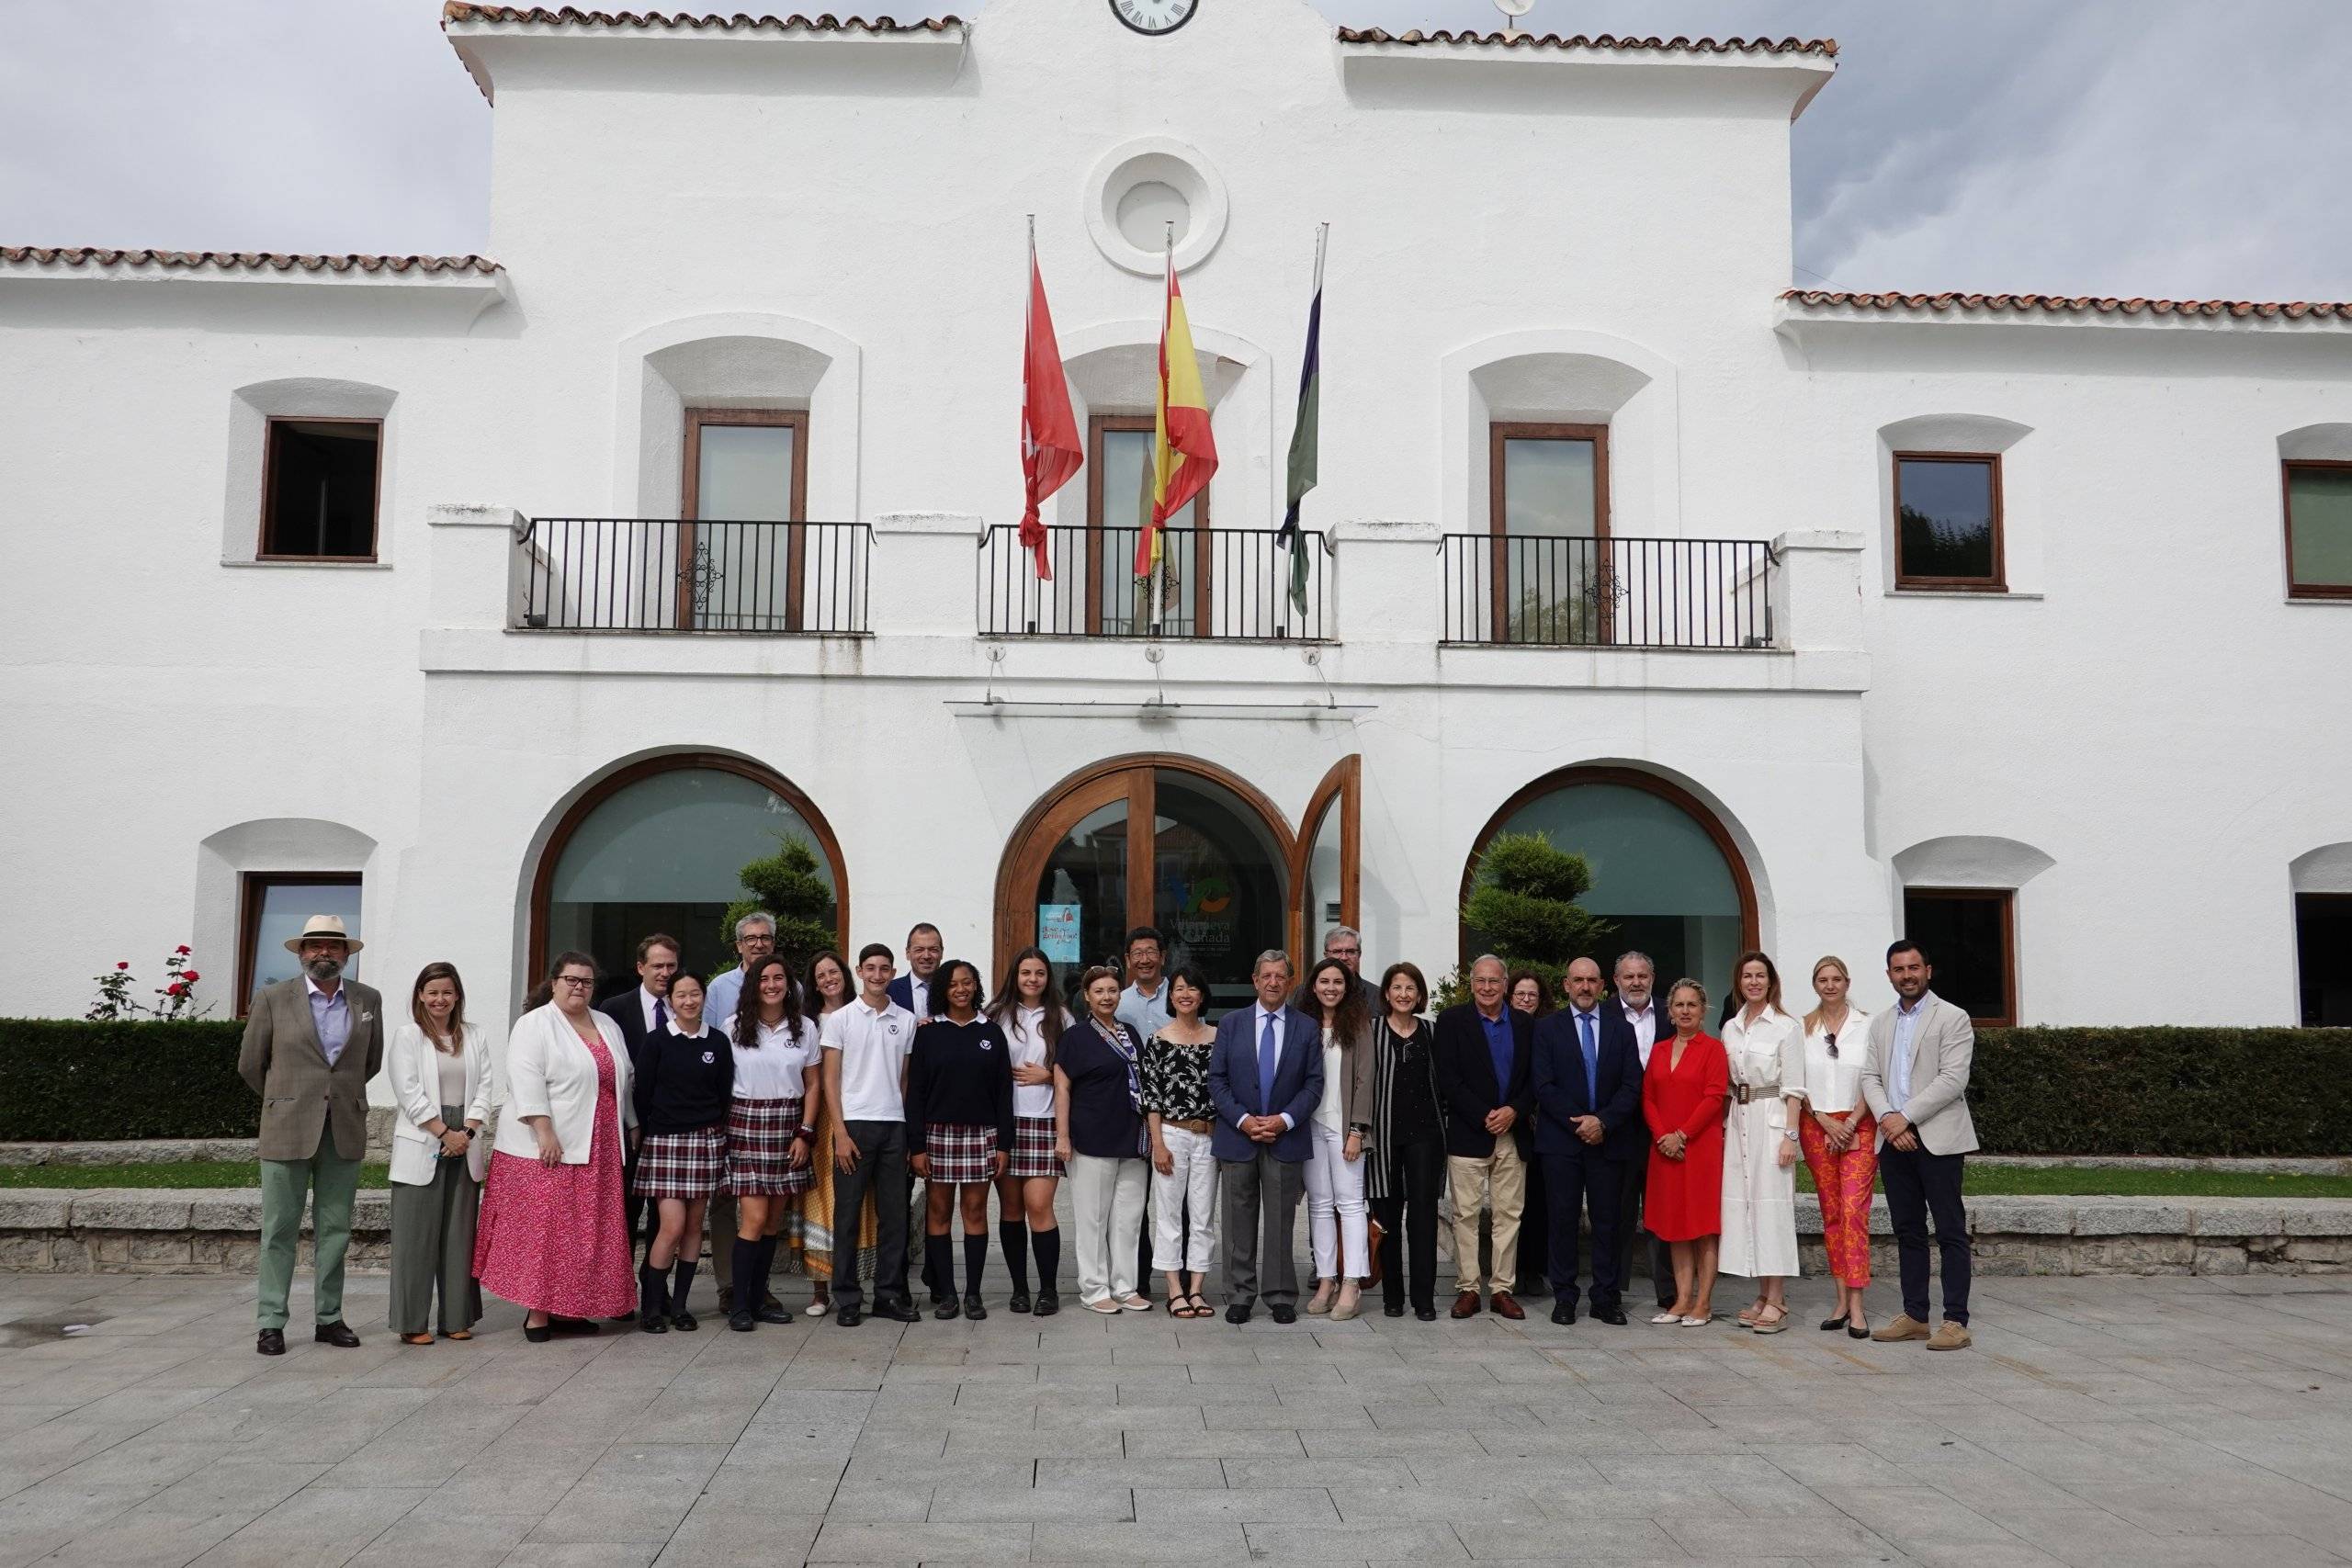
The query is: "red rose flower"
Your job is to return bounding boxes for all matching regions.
[175,945,192,955]
[185,971,200,982]
[166,983,185,997]
[117,961,130,970]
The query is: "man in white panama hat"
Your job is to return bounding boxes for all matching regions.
[237,914,385,1355]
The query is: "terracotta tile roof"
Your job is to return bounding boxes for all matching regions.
[0,247,503,276]
[1782,289,2352,322]
[1334,28,1837,59]
[440,5,963,33]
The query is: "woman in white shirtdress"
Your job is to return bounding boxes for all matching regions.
[1718,950,1804,1334]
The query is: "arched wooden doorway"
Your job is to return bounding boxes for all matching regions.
[996,757,1300,1014]
[529,752,849,999]
[1460,765,1758,994]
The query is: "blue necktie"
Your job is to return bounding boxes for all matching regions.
[1258,1011,1280,1111]
[653,998,669,1033]
[1577,1012,1599,1107]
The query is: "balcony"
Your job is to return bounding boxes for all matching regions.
[1440,533,1774,649]
[513,516,870,634]
[977,524,1331,642]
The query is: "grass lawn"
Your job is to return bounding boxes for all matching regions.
[0,1161,392,1190]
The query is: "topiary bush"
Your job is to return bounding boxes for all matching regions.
[0,1019,256,1141]
[722,832,838,980]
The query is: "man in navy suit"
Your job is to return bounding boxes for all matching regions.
[1432,955,1536,1319]
[598,934,679,1274]
[884,923,944,1019]
[1532,957,1644,1325]
[1207,950,1324,1325]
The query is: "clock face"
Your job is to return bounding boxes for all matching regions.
[1109,0,1198,37]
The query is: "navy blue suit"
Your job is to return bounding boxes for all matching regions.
[1208,1002,1323,1309]
[1531,1005,1643,1312]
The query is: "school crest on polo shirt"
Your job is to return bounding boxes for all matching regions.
[701,1050,716,1064]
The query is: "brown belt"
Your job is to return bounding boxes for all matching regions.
[1166,1117,1214,1135]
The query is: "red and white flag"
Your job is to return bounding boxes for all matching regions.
[1019,232,1082,581]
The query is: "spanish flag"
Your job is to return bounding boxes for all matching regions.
[1136,250,1218,577]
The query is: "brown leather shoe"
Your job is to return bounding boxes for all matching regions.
[1449,1290,1483,1319]
[1490,1292,1525,1321]
[1926,1320,1973,1351]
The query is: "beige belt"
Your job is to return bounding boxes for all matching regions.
[1166,1117,1214,1135]
[1729,1083,1782,1105]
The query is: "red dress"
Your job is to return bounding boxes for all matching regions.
[1642,1032,1730,1242]
[473,1034,638,1319]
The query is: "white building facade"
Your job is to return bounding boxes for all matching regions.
[3,0,2349,1036]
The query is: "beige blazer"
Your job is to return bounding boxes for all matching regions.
[238,976,386,1161]
[1859,991,1980,1156]
[386,1021,498,1185]
[1314,1018,1379,1151]
[492,1002,634,1166]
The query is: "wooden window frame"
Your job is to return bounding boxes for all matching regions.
[1892,451,2007,592]
[1288,756,1362,963]
[255,415,383,563]
[1902,886,2018,1027]
[1084,414,1211,637]
[1487,421,1612,644]
[2283,458,2352,601]
[235,871,363,1018]
[681,408,810,630]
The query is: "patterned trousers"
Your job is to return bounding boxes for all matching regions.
[1799,1109,1877,1287]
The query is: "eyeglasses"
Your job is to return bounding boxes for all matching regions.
[555,976,594,989]
[1823,1031,1838,1058]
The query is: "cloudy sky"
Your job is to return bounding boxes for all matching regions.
[5,0,2346,299]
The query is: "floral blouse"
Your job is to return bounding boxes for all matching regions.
[1140,1032,1216,1123]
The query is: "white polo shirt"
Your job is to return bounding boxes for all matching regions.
[821,995,916,1122]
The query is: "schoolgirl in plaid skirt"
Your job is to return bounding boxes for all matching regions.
[721,956,824,1333]
[907,961,1017,1319]
[986,947,1073,1314]
[629,973,732,1333]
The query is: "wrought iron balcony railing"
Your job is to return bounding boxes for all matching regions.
[1441,533,1774,649]
[514,517,870,635]
[978,524,1331,641]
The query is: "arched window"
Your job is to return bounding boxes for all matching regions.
[1462,767,1757,996]
[530,754,846,999]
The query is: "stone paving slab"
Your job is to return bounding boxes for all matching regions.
[1,1269,2350,1566]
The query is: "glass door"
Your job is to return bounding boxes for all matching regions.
[683,409,807,631]
[1490,422,1610,645]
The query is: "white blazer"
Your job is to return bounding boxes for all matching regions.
[387,1020,498,1185]
[493,1002,635,1166]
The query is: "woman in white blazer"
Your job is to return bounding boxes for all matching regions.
[1717,951,1804,1334]
[388,963,498,1344]
[473,951,639,1342]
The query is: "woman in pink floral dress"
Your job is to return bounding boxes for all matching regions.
[475,951,639,1339]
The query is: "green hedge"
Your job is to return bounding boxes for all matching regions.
[0,1019,257,1141]
[1973,1028,2352,1156]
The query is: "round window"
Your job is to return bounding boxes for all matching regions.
[1086,138,1227,276]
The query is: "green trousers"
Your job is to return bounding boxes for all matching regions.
[257,1127,363,1330]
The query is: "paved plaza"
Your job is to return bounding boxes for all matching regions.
[2,1269,2351,1567]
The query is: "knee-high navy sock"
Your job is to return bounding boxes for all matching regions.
[753,1236,780,1310]
[729,1239,759,1311]
[669,1258,697,1314]
[999,1220,1031,1293]
[963,1232,988,1298]
[638,1263,668,1320]
[923,1235,954,1301]
[1033,1226,1061,1294]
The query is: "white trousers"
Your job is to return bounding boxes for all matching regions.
[1302,1119,1370,1281]
[1149,1123,1220,1274]
[1067,1152,1148,1303]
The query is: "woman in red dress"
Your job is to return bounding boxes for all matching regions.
[1643,978,1729,1326]
[474,951,639,1340]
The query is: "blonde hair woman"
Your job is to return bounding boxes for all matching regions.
[1797,956,1875,1337]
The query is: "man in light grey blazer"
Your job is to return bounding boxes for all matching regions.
[1859,938,1978,1351]
[237,915,385,1356]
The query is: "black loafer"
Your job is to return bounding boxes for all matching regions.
[1034,1292,1060,1318]
[835,1304,864,1327]
[639,1313,668,1334]
[313,1321,361,1348]
[1269,1303,1297,1325]
[1225,1303,1252,1325]
[524,1324,552,1343]
[670,1311,699,1332]
[728,1310,756,1333]
[880,1299,922,1324]
[1007,1291,1032,1314]
[1594,1306,1628,1325]
[752,1304,792,1325]
[934,1296,962,1321]
[255,1328,285,1356]
[962,1293,988,1322]
[1383,1303,1406,1318]
[1551,1301,1577,1325]
[1414,1306,1438,1322]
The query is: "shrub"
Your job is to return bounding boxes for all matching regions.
[0,1019,255,1141]
[721,833,838,980]
[1973,1027,2352,1156]
[1437,830,1613,1007]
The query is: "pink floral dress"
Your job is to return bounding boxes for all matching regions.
[473,1032,637,1319]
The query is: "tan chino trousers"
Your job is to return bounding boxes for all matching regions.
[1446,1136,1525,1294]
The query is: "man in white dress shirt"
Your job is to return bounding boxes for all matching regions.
[1608,952,1677,1311]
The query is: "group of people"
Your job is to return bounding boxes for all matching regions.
[237,912,1980,1356]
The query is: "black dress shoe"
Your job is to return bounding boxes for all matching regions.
[313,1321,361,1348]
[1225,1303,1253,1325]
[1383,1303,1406,1318]
[548,1316,599,1337]
[255,1328,285,1356]
[1269,1303,1297,1325]
[525,1324,553,1343]
[729,1309,757,1333]
[1414,1306,1438,1322]
[879,1299,922,1324]
[1819,1314,1850,1333]
[1594,1305,1628,1325]
[752,1303,792,1325]
[1551,1300,1578,1325]
[934,1296,962,1321]
[1034,1292,1060,1318]
[639,1312,669,1334]
[835,1303,864,1327]
[963,1293,988,1322]
[671,1310,699,1332]
[1006,1290,1032,1314]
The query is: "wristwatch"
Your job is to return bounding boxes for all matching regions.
[1781,1128,1799,1143]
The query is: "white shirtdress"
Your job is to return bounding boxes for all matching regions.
[1717,1005,1803,1279]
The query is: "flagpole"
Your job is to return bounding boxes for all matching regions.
[1151,220,1173,637]
[1295,221,1329,637]
[1023,215,1040,631]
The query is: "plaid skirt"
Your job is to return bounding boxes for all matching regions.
[632,1125,726,1199]
[923,1122,999,1186]
[1006,1114,1062,1179]
[723,1096,810,1196]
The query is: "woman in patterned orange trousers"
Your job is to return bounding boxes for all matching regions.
[1794,956,1876,1337]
